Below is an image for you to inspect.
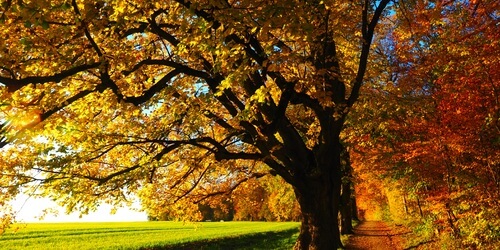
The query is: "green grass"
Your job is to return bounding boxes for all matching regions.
[0,221,300,250]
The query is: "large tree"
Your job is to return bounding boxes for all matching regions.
[0,0,390,248]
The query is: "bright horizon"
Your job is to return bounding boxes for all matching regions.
[11,194,148,223]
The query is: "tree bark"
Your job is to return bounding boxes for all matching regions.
[340,145,354,234]
[403,194,409,215]
[293,176,343,249]
[340,179,354,234]
[416,195,424,218]
[351,195,359,221]
[293,141,343,249]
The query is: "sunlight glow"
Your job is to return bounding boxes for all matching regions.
[11,195,148,223]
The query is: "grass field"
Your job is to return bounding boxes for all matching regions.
[0,221,300,250]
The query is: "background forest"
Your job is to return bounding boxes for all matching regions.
[0,0,499,249]
[145,174,301,222]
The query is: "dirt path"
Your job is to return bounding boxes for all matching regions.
[345,221,404,250]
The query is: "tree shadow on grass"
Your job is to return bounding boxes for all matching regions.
[141,228,299,250]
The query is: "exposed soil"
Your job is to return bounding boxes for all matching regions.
[345,221,404,250]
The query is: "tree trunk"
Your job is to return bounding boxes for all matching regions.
[340,179,354,234]
[282,98,348,249]
[292,140,343,249]
[293,175,343,249]
[351,195,359,221]
[340,145,354,234]
[416,195,424,218]
[403,194,409,215]
[445,203,460,236]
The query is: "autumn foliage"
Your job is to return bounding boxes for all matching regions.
[144,175,300,222]
[0,0,498,249]
[345,0,500,248]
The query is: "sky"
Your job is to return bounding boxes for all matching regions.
[11,194,148,222]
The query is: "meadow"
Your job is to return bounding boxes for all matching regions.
[0,221,299,250]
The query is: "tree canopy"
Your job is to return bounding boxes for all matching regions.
[2,0,498,249]
[0,0,391,248]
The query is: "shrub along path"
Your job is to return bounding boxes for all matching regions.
[345,221,404,250]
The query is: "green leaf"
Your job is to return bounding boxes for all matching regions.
[61,3,71,10]
[41,20,50,30]
[24,20,32,28]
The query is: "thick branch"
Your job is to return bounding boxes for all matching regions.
[347,0,391,107]
[190,137,262,161]
[122,58,211,79]
[0,63,100,92]
[119,69,182,105]
[148,9,180,46]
